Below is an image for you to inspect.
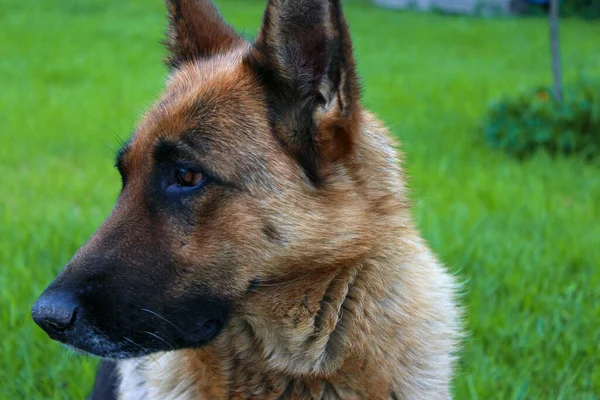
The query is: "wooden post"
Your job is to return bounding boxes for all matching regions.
[549,0,563,101]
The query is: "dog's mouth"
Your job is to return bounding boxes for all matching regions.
[32,287,232,359]
[40,316,227,360]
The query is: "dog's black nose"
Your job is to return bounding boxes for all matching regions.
[32,291,79,338]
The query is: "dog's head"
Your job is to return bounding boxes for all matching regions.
[32,0,370,359]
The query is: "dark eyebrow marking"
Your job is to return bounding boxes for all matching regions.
[153,140,195,166]
[153,139,238,190]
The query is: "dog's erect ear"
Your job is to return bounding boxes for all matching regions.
[247,0,360,184]
[164,0,243,69]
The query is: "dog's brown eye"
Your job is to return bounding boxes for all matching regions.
[175,168,203,187]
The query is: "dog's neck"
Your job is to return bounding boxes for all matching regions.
[120,254,401,399]
[212,252,401,398]
[229,262,364,376]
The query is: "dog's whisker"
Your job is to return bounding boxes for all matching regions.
[143,331,175,350]
[123,336,160,365]
[93,117,126,146]
[141,308,185,333]
[122,336,145,351]
[123,337,160,366]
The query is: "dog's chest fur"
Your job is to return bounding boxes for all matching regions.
[119,356,383,400]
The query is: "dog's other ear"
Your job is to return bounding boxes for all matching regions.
[247,0,360,185]
[164,0,243,69]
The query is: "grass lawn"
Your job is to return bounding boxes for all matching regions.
[1,0,599,398]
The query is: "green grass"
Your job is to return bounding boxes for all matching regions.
[1,0,599,398]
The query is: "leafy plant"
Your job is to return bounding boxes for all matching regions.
[561,0,600,18]
[484,80,600,159]
[521,0,600,19]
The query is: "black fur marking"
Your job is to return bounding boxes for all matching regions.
[247,52,323,187]
[262,222,281,243]
[278,380,296,399]
[312,269,342,335]
[152,140,199,168]
[324,381,343,399]
[248,0,332,186]
[166,0,184,23]
[88,360,119,400]
[329,0,360,113]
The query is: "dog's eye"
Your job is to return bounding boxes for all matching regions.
[175,168,203,188]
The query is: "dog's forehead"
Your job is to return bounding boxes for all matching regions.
[122,49,267,169]
[143,51,257,139]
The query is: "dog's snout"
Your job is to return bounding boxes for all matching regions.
[31,291,79,338]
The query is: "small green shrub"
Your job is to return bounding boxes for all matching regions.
[484,80,600,159]
[521,0,600,19]
[561,0,600,19]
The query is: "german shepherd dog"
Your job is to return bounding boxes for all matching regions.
[32,0,461,398]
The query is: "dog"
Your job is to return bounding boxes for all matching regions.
[31,0,461,398]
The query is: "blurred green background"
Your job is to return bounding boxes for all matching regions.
[1,0,599,398]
